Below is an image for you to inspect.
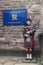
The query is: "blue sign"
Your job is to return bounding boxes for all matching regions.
[3,9,27,26]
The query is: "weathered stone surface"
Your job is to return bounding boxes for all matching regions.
[0,56,40,65]
[4,61,15,65]
[0,0,43,50]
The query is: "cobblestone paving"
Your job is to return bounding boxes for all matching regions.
[0,56,39,65]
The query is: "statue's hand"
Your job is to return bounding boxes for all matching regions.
[26,31,30,34]
[24,34,28,37]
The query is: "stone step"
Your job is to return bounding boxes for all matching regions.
[0,49,41,58]
[0,56,39,65]
[15,63,39,65]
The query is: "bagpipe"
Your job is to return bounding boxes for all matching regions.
[23,22,39,38]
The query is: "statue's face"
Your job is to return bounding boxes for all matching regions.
[26,21,31,25]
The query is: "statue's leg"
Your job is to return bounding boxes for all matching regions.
[25,48,30,60]
[29,48,32,60]
[25,48,32,60]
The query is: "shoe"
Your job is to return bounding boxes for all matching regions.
[30,58,33,60]
[30,54,32,60]
[25,58,30,60]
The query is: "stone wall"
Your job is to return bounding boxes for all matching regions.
[0,0,43,49]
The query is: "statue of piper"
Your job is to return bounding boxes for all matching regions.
[23,18,36,60]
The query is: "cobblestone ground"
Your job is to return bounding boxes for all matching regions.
[0,56,40,65]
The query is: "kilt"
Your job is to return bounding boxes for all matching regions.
[24,37,34,49]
